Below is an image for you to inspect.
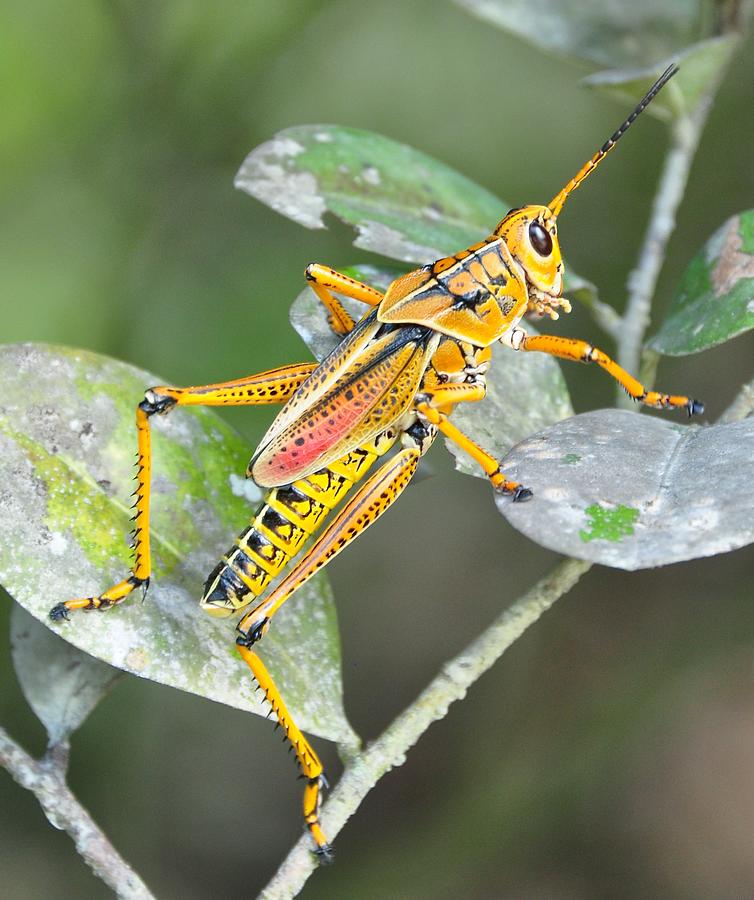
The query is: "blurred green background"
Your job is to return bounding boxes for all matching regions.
[1,2,753,898]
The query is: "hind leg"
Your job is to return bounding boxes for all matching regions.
[234,445,424,859]
[49,363,319,622]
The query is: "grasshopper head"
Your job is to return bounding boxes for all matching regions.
[494,205,564,298]
[493,65,679,320]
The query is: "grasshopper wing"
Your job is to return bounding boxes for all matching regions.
[249,312,437,487]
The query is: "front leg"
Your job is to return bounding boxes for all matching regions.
[509,329,704,416]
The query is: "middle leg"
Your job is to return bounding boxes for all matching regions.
[414,383,533,500]
[305,263,384,336]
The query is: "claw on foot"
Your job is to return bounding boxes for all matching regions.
[236,616,270,648]
[313,844,335,866]
[495,481,533,502]
[49,602,71,623]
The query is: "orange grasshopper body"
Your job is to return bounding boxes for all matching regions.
[51,65,702,861]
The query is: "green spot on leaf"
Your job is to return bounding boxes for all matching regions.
[0,424,136,571]
[563,453,581,464]
[579,504,639,543]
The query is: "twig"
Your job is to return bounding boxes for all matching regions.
[0,727,156,900]
[581,295,623,341]
[617,102,714,395]
[638,347,661,393]
[258,557,591,900]
[589,298,623,340]
[719,376,754,423]
[616,26,746,401]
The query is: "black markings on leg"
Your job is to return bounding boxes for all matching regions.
[139,393,177,417]
[313,844,335,865]
[236,616,269,647]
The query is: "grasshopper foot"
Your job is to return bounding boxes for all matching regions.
[236,616,270,648]
[687,398,705,418]
[495,480,533,502]
[49,575,146,624]
[49,602,71,623]
[313,843,335,866]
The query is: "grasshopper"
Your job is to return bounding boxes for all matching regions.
[51,64,702,861]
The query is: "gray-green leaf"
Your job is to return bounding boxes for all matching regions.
[450,330,574,475]
[235,124,504,263]
[0,343,357,745]
[648,210,754,355]
[453,0,718,71]
[10,603,122,745]
[583,36,740,119]
[494,409,754,569]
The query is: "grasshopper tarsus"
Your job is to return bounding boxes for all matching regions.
[313,844,335,866]
[49,602,71,622]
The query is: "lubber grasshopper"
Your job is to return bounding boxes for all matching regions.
[50,64,703,861]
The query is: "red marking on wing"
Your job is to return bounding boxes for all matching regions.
[254,390,373,483]
[250,332,431,487]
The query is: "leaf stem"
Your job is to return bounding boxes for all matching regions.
[638,347,661,392]
[589,299,623,339]
[616,26,746,402]
[719,376,754,423]
[0,726,156,900]
[259,557,591,900]
[580,293,623,340]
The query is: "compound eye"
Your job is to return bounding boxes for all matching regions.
[528,221,553,257]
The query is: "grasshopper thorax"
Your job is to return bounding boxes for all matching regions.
[494,205,563,299]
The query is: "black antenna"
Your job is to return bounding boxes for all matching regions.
[549,64,678,215]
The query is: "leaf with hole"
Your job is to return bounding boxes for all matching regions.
[235,125,502,263]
